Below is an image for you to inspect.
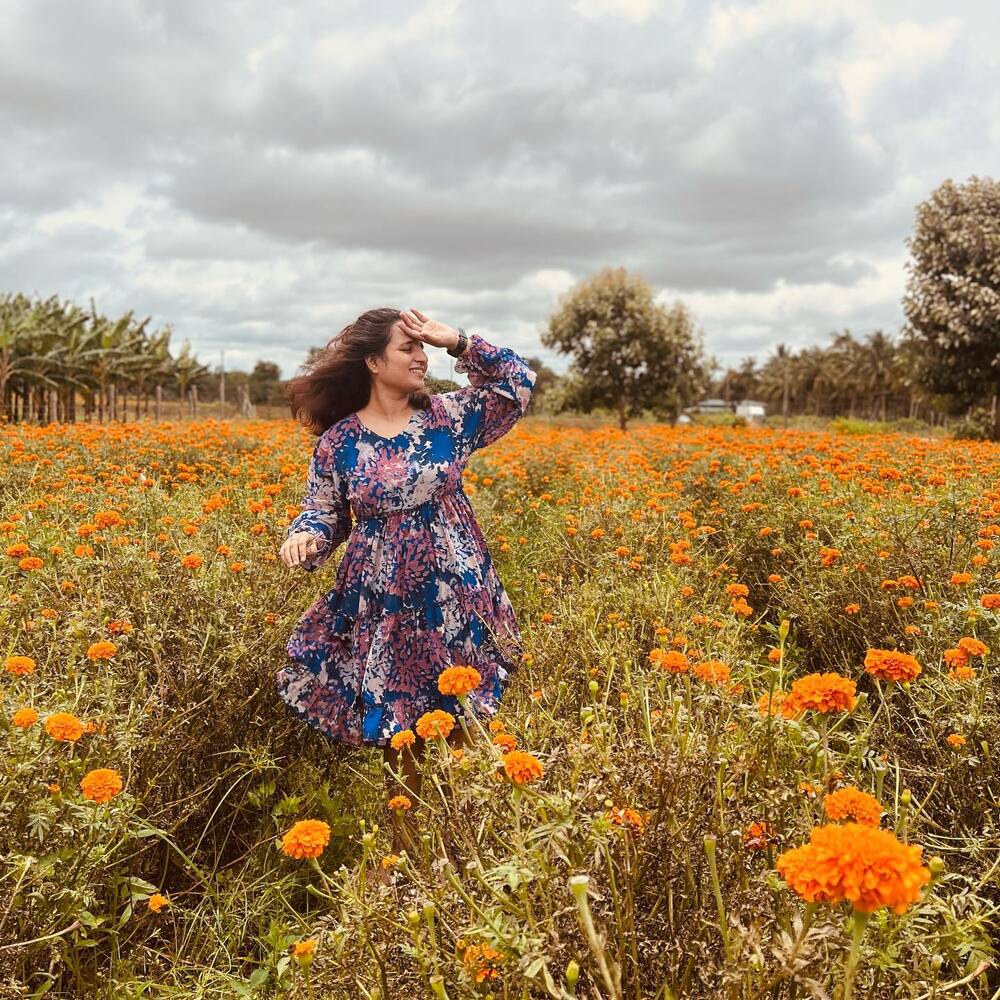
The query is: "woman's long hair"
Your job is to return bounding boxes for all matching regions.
[284,307,433,435]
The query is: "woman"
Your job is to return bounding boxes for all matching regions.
[278,307,536,858]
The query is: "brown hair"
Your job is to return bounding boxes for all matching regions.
[284,306,433,435]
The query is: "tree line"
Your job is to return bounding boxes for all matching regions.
[2,175,997,433]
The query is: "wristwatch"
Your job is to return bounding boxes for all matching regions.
[446,327,469,357]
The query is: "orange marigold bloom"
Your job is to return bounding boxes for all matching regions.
[744,821,774,850]
[12,707,39,728]
[947,664,975,682]
[693,659,731,685]
[438,665,482,697]
[180,554,203,569]
[415,709,455,740]
[502,749,544,784]
[844,603,860,615]
[608,806,647,832]
[949,572,972,585]
[5,655,35,676]
[776,822,930,914]
[80,767,124,803]
[784,672,856,714]
[658,650,690,674]
[387,794,412,811]
[957,637,989,657]
[864,648,922,684]
[44,711,86,742]
[757,689,789,717]
[819,547,840,567]
[766,647,782,662]
[980,593,1000,609]
[147,893,170,913]
[942,647,969,668]
[493,732,517,752]
[87,640,117,661]
[281,819,331,859]
[824,787,882,827]
[292,938,316,959]
[725,582,749,597]
[946,733,966,748]
[390,729,416,751]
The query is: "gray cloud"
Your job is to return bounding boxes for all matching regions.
[1,0,997,378]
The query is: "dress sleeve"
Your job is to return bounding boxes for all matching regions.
[449,332,537,452]
[286,432,352,573]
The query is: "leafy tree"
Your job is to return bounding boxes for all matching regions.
[248,360,282,405]
[902,175,1000,431]
[542,266,711,430]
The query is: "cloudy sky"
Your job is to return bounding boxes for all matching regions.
[2,0,998,382]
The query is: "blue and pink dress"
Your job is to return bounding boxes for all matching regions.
[277,333,537,746]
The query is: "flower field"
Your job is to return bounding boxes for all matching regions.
[2,416,999,998]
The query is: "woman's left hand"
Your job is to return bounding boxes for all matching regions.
[399,308,459,350]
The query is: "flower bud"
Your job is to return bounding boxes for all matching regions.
[588,679,599,696]
[566,959,580,988]
[901,789,911,806]
[929,856,945,876]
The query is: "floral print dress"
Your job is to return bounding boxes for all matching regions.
[277,333,537,746]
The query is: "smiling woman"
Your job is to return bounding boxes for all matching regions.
[279,306,536,854]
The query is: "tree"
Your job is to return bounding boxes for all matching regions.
[248,360,282,405]
[902,175,1000,432]
[542,266,710,430]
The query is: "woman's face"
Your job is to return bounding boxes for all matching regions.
[368,320,428,391]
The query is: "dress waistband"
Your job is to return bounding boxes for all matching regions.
[355,491,459,524]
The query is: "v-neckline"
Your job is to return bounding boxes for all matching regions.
[352,407,420,442]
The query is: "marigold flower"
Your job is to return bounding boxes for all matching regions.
[44,711,86,742]
[824,787,882,827]
[86,641,117,661]
[766,648,782,662]
[180,554,203,569]
[390,729,416,751]
[292,938,316,964]
[12,707,39,728]
[608,806,647,832]
[947,664,975,682]
[80,767,124,803]
[942,647,969,668]
[382,853,401,869]
[462,942,503,983]
[387,794,412,811]
[725,582,749,597]
[819,547,840,567]
[147,893,170,913]
[657,650,690,674]
[5,655,35,676]
[502,749,544,784]
[949,572,972,585]
[693,659,731,685]
[493,732,517,752]
[743,821,774,850]
[980,593,1000,609]
[438,665,482,697]
[415,709,455,740]
[844,603,860,615]
[957,637,989,657]
[281,819,331,859]
[776,822,930,914]
[864,648,922,684]
[757,689,789,717]
[946,733,966,748]
[784,672,856,714]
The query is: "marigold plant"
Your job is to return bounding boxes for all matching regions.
[415,709,455,740]
[864,648,922,684]
[502,750,544,785]
[784,672,856,714]
[438,665,482,697]
[776,822,930,914]
[80,768,124,804]
[823,786,882,827]
[281,819,331,859]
